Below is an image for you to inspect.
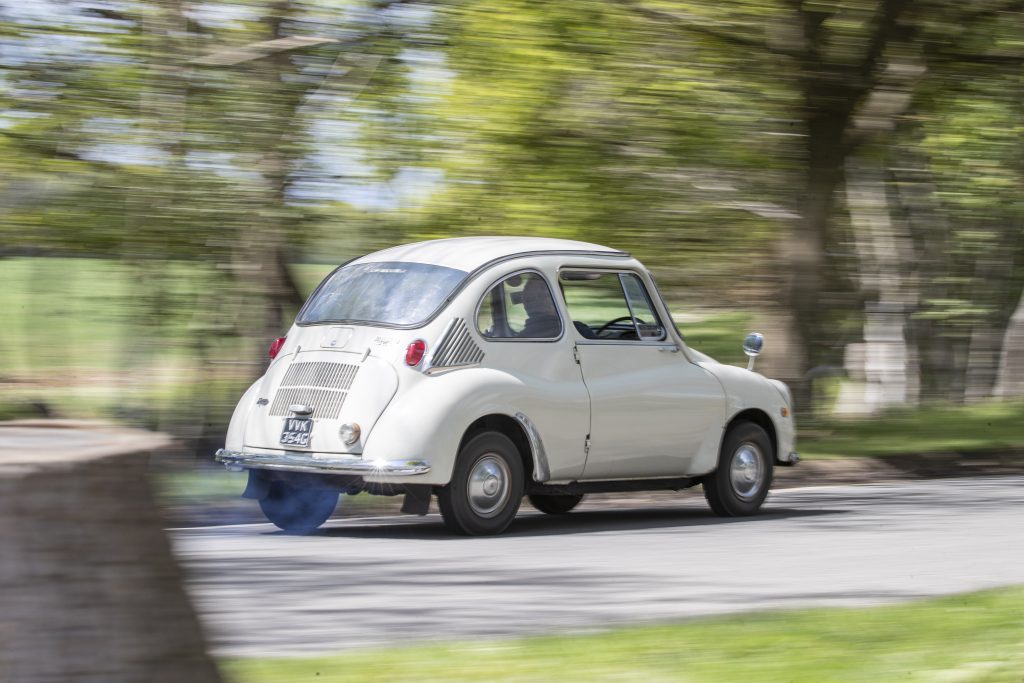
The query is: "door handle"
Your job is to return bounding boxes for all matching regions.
[658,345,679,353]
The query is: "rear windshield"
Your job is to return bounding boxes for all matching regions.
[298,261,468,327]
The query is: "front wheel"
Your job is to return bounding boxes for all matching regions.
[259,481,339,533]
[703,421,773,517]
[438,432,524,535]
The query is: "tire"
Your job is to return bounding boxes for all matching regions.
[528,493,584,515]
[703,421,774,517]
[437,432,525,536]
[259,481,339,533]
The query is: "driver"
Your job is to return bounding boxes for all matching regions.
[518,276,561,338]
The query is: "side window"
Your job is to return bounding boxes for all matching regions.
[477,287,498,336]
[476,272,562,340]
[560,271,666,341]
[620,274,666,341]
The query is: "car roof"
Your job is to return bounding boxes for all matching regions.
[351,236,629,272]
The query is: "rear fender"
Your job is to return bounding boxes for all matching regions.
[361,369,527,486]
[225,379,262,452]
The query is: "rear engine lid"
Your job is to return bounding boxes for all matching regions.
[244,348,398,455]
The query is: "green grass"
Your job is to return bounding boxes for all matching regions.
[151,469,249,504]
[0,257,201,374]
[222,586,1024,683]
[0,258,336,418]
[800,400,1024,459]
[0,258,335,376]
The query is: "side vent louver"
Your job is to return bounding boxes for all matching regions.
[429,318,485,370]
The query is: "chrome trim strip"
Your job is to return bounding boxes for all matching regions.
[424,362,480,376]
[575,341,681,348]
[215,449,431,476]
[513,411,550,483]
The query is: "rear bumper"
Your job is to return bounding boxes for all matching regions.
[214,449,431,476]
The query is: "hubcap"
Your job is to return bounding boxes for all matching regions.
[467,453,511,518]
[730,442,763,500]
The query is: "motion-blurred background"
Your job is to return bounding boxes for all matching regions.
[2,0,1023,468]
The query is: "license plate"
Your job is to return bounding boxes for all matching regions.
[280,417,313,447]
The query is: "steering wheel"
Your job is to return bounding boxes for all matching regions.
[596,315,645,336]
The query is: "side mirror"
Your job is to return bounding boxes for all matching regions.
[742,332,764,371]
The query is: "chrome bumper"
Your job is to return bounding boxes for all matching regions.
[214,449,431,476]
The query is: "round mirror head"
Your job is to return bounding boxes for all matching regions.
[742,332,764,358]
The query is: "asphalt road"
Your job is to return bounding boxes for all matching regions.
[172,476,1024,657]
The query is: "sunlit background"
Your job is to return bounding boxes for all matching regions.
[2,0,1023,679]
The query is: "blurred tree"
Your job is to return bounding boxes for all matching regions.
[1,0,1022,427]
[908,47,1024,402]
[418,0,797,303]
[0,0,430,439]
[601,0,1024,409]
[352,0,1019,411]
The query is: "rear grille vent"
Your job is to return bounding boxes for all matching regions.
[430,318,485,370]
[269,362,359,418]
[279,362,358,390]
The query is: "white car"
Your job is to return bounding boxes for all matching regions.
[216,237,798,534]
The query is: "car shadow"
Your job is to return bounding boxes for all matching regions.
[298,505,848,540]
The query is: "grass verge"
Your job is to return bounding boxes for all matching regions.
[800,400,1024,459]
[221,586,1024,683]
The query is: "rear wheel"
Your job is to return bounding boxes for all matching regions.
[528,493,584,515]
[438,432,524,535]
[259,481,338,533]
[703,421,773,517]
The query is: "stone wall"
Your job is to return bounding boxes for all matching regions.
[0,421,222,683]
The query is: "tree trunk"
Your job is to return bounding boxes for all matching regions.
[231,2,307,363]
[889,135,960,403]
[781,105,848,412]
[995,290,1024,398]
[837,155,919,414]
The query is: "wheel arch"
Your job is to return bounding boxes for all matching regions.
[725,408,778,462]
[459,413,537,483]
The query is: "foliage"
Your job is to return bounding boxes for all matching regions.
[2,0,1023,435]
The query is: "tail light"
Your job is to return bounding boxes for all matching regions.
[268,336,287,359]
[405,339,426,366]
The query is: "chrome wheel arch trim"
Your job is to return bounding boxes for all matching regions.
[513,411,551,483]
